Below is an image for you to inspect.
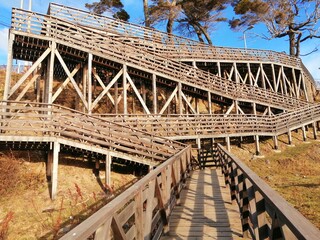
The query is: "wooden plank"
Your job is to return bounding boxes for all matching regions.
[163,169,242,239]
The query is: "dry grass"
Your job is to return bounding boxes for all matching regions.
[231,128,320,229]
[0,151,136,239]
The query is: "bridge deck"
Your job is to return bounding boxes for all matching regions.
[162,168,243,240]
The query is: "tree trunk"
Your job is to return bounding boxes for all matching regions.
[288,27,296,56]
[143,0,150,27]
[198,24,212,45]
[166,0,177,34]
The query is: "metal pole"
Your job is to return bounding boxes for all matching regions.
[20,0,24,8]
[243,32,247,49]
[28,0,32,11]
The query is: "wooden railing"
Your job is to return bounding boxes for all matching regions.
[215,143,320,239]
[59,145,192,240]
[11,8,309,111]
[0,101,185,165]
[96,103,320,139]
[48,3,302,69]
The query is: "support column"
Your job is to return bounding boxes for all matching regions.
[288,130,293,145]
[217,62,221,77]
[141,81,147,114]
[178,82,183,115]
[123,64,128,114]
[87,53,93,114]
[312,122,318,140]
[105,152,111,186]
[273,136,279,150]
[226,136,231,152]
[45,41,56,104]
[302,125,307,141]
[115,80,118,114]
[82,64,87,112]
[49,141,60,200]
[3,33,15,101]
[152,74,157,114]
[208,92,212,114]
[255,135,260,156]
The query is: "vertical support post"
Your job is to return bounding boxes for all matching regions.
[301,72,309,102]
[255,135,260,156]
[288,130,293,145]
[87,53,93,114]
[123,64,128,114]
[252,102,257,115]
[51,141,60,200]
[273,136,279,150]
[141,81,147,114]
[208,92,212,114]
[105,152,111,186]
[3,33,15,101]
[247,62,253,86]
[178,82,183,115]
[260,63,266,90]
[82,64,87,112]
[217,62,221,77]
[115,80,118,114]
[195,98,199,114]
[226,136,231,152]
[46,41,56,105]
[95,159,100,177]
[234,62,239,83]
[302,125,307,141]
[312,122,318,140]
[152,74,157,114]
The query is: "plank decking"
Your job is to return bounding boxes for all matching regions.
[162,168,243,240]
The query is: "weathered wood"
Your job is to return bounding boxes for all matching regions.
[164,169,242,239]
[216,143,320,240]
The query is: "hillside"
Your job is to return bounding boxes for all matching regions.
[231,129,320,229]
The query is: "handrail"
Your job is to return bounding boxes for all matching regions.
[95,103,320,139]
[59,145,192,240]
[216,143,320,239]
[10,8,310,111]
[48,3,302,69]
[0,101,185,165]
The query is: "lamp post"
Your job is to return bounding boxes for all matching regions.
[243,26,254,49]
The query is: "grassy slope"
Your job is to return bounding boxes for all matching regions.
[231,129,320,229]
[0,151,136,239]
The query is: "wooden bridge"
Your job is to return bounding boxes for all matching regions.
[2,3,320,239]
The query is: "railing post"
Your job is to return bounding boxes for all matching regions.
[312,122,317,140]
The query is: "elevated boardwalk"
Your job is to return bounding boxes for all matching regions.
[162,168,243,239]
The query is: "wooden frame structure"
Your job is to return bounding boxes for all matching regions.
[0,101,185,199]
[48,3,315,102]
[2,5,320,239]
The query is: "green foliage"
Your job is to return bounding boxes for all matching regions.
[85,0,129,21]
[230,0,320,56]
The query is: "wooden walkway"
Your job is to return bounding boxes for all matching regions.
[162,168,243,240]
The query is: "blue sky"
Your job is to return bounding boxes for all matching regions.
[0,0,319,79]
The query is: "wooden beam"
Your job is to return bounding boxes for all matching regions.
[92,68,123,110]
[3,32,14,101]
[126,72,151,114]
[105,152,111,186]
[51,141,60,200]
[159,86,178,115]
[9,47,51,99]
[123,64,128,114]
[152,74,157,114]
